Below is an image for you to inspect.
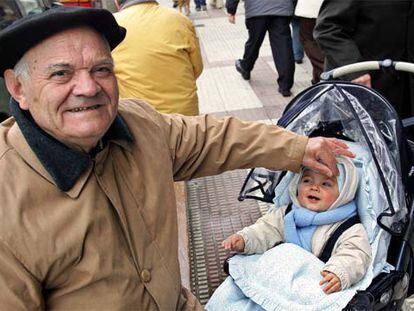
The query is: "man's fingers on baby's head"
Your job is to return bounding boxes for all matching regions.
[311,160,333,177]
[319,152,338,176]
[328,138,347,148]
[327,138,355,158]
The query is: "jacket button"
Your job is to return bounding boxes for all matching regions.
[141,269,151,283]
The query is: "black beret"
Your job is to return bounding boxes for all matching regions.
[0,6,126,77]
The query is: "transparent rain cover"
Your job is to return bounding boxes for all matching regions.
[281,83,406,233]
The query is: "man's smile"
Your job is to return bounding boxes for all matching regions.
[68,104,102,113]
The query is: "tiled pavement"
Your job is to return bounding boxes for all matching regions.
[157,0,315,304]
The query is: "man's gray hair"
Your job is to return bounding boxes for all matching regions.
[13,55,30,81]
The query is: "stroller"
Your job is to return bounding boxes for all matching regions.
[230,60,414,310]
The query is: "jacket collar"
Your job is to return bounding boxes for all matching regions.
[9,99,134,194]
[121,0,157,9]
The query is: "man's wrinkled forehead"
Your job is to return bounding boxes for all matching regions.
[23,26,112,69]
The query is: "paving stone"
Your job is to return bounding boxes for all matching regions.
[197,66,263,114]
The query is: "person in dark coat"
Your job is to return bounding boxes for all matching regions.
[226,0,296,97]
[314,0,414,119]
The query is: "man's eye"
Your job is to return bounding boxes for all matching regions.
[95,66,113,74]
[50,70,69,78]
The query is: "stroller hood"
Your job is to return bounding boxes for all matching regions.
[278,81,407,233]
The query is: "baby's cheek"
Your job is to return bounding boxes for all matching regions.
[297,193,306,206]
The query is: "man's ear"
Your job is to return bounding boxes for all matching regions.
[3,69,29,110]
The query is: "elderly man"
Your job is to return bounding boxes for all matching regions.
[0,6,352,310]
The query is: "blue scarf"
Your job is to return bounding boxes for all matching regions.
[284,201,357,252]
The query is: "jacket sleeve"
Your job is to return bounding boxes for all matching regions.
[185,19,203,79]
[322,224,372,290]
[314,0,363,79]
[237,207,287,254]
[0,240,44,309]
[157,113,308,181]
[225,0,239,15]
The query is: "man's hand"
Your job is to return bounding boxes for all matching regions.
[222,234,245,252]
[320,270,342,294]
[228,14,235,24]
[352,73,371,88]
[303,137,355,177]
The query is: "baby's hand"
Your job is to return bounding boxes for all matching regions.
[320,270,342,294]
[221,234,245,252]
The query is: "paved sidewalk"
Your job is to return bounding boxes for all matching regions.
[157,0,315,304]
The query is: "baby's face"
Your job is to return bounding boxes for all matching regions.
[297,169,339,212]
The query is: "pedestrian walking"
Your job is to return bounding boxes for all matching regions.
[226,0,296,97]
[294,0,324,84]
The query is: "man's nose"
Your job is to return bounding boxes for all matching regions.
[72,72,101,97]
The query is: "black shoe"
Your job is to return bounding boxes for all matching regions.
[295,59,303,64]
[235,59,250,80]
[278,88,292,97]
[195,6,201,11]
[173,2,178,8]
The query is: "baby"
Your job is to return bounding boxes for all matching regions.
[222,156,372,294]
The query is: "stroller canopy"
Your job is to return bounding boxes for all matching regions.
[240,81,408,236]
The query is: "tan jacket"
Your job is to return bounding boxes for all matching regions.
[0,99,307,310]
[239,205,372,289]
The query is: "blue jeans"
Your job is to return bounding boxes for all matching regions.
[194,0,206,7]
[291,18,304,61]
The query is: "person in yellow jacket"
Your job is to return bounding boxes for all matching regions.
[113,0,203,116]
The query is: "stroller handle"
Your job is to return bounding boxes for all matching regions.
[320,60,414,80]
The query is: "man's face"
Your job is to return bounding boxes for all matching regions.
[297,169,339,212]
[7,27,119,152]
